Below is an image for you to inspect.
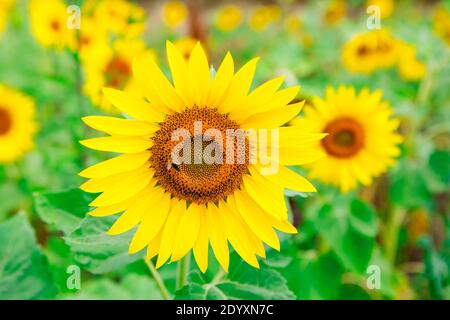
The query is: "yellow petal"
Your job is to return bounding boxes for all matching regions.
[218,57,259,114]
[102,88,166,122]
[156,198,187,268]
[193,208,209,273]
[128,190,171,254]
[82,116,159,136]
[231,192,280,251]
[279,148,326,166]
[87,191,143,217]
[188,42,211,107]
[206,204,229,272]
[219,200,260,268]
[265,165,317,193]
[89,170,154,207]
[108,186,161,235]
[79,152,150,179]
[146,229,163,261]
[241,101,304,129]
[230,76,284,120]
[166,40,192,107]
[133,54,185,113]
[80,137,152,153]
[170,203,201,262]
[207,52,234,108]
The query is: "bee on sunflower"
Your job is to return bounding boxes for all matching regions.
[292,86,403,193]
[0,85,38,163]
[79,41,326,272]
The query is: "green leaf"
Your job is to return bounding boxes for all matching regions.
[175,255,295,300]
[314,198,378,274]
[428,150,450,185]
[66,274,163,300]
[0,214,57,299]
[64,215,144,274]
[33,188,95,235]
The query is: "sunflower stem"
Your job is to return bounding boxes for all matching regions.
[176,253,191,290]
[382,206,406,264]
[147,260,171,300]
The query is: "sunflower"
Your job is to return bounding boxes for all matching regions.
[79,41,325,272]
[162,0,188,29]
[0,85,37,163]
[323,0,346,26]
[342,29,399,74]
[396,42,426,81]
[215,4,242,32]
[249,5,281,32]
[433,7,450,46]
[29,0,71,50]
[366,0,394,19]
[94,0,145,37]
[68,17,109,65]
[83,39,156,113]
[292,86,402,193]
[284,14,303,35]
[0,0,15,35]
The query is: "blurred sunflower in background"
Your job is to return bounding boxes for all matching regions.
[94,0,146,37]
[83,39,156,112]
[433,6,450,46]
[249,4,281,32]
[162,0,188,29]
[80,42,325,272]
[0,85,37,163]
[323,0,346,26]
[366,0,394,19]
[342,29,399,74]
[0,0,15,35]
[396,41,427,81]
[215,4,242,32]
[173,36,197,60]
[293,86,403,193]
[29,0,71,50]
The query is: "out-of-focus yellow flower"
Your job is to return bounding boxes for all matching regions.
[284,14,303,35]
[215,4,242,32]
[406,209,429,244]
[342,29,399,74]
[0,0,15,35]
[249,5,281,32]
[29,0,71,50]
[94,0,146,37]
[396,42,426,81]
[0,84,38,163]
[83,39,156,112]
[367,0,394,19]
[293,86,403,193]
[323,0,346,26]
[68,17,109,65]
[162,0,188,28]
[173,36,197,60]
[433,7,450,46]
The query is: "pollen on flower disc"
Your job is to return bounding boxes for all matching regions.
[151,107,249,204]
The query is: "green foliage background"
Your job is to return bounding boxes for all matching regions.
[0,0,449,300]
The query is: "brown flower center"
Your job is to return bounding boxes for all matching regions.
[322,117,364,158]
[50,20,61,31]
[105,57,131,89]
[151,107,249,204]
[0,107,12,135]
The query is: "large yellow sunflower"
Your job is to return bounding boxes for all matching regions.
[293,86,402,193]
[29,0,71,50]
[0,85,37,163]
[79,41,325,272]
[342,29,399,74]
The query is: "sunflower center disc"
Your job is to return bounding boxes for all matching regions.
[0,107,12,135]
[322,117,364,158]
[105,57,131,89]
[151,107,249,204]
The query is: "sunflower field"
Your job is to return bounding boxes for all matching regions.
[0,0,449,301]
